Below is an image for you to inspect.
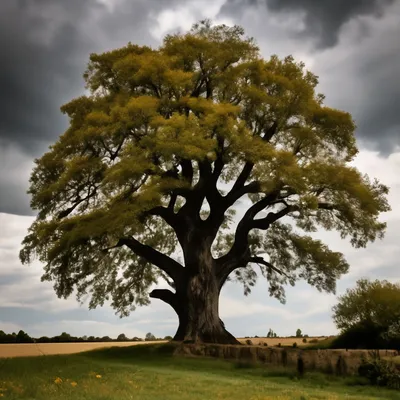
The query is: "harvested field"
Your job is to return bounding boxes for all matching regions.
[238,336,328,346]
[0,341,166,358]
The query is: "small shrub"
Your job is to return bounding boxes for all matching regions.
[309,338,319,343]
[277,343,281,347]
[263,342,268,347]
[245,339,253,345]
[302,337,307,343]
[358,359,400,389]
[293,342,298,348]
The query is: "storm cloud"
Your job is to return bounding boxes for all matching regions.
[221,0,395,48]
[0,0,179,214]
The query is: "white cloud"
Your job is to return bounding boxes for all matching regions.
[0,321,23,334]
[149,0,231,41]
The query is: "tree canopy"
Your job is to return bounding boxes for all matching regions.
[20,20,390,343]
[333,279,400,335]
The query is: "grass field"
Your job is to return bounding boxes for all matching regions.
[1,343,399,400]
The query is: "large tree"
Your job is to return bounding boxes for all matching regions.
[20,21,390,344]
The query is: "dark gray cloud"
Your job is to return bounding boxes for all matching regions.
[221,0,395,48]
[0,0,179,215]
[219,0,400,154]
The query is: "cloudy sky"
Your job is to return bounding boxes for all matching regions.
[1,0,400,340]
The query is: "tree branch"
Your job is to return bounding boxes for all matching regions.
[251,205,296,230]
[225,121,278,204]
[149,289,178,309]
[145,206,182,231]
[110,237,183,284]
[248,256,290,279]
[180,159,193,185]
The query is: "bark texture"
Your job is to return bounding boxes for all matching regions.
[150,238,240,345]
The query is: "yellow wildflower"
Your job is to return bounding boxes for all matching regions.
[95,375,102,379]
[71,381,78,387]
[54,377,62,384]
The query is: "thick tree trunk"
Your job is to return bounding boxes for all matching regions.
[172,279,239,344]
[166,234,240,345]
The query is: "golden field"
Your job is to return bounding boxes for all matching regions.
[0,340,166,358]
[238,336,328,346]
[0,337,328,358]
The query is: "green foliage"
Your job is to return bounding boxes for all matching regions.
[145,332,156,341]
[332,279,400,349]
[358,358,400,390]
[296,328,302,338]
[117,333,128,341]
[20,20,390,319]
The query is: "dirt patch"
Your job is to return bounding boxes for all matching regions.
[0,341,166,358]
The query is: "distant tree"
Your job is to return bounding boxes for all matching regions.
[55,332,72,342]
[87,336,96,342]
[101,336,112,342]
[16,330,34,343]
[273,333,277,338]
[117,333,128,341]
[164,335,173,340]
[37,336,51,343]
[145,332,156,341]
[82,335,88,341]
[296,328,302,338]
[20,20,390,345]
[332,279,400,349]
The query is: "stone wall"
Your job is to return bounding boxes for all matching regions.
[174,344,399,375]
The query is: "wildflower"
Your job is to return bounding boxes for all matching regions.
[95,375,102,379]
[71,381,78,387]
[54,377,62,384]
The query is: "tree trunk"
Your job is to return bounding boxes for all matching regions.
[171,235,240,345]
[172,278,239,344]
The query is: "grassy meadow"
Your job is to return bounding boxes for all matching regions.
[0,343,399,400]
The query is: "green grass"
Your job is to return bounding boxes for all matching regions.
[0,343,399,400]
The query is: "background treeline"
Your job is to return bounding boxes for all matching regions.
[0,330,171,344]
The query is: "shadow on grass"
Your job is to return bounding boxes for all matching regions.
[75,343,400,398]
